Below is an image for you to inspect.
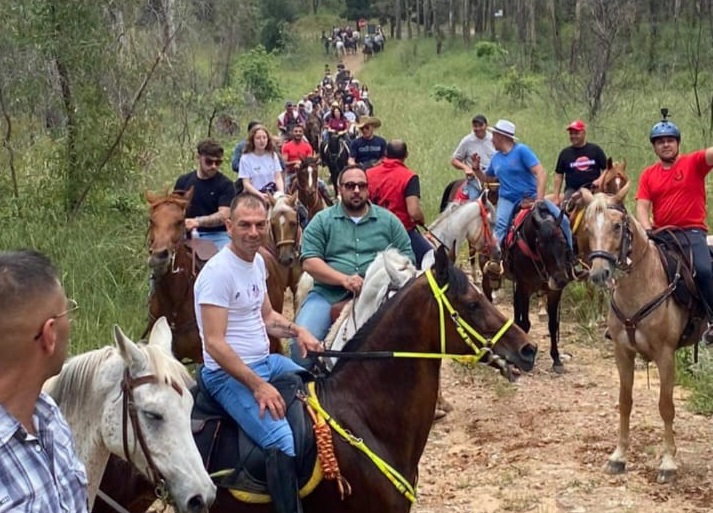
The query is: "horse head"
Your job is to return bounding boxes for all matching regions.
[529,202,570,290]
[296,157,320,198]
[269,191,300,267]
[145,188,193,277]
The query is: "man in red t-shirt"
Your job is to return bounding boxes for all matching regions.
[636,113,713,342]
[367,140,431,268]
[281,124,314,189]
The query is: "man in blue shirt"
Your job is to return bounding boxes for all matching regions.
[472,120,578,283]
[348,117,387,169]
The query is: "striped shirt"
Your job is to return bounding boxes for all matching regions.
[0,393,88,512]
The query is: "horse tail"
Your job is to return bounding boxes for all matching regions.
[439,180,460,213]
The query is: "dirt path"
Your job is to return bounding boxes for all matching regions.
[413,295,713,513]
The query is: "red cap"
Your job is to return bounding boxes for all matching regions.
[566,120,586,132]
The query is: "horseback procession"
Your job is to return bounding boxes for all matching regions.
[7,31,713,513]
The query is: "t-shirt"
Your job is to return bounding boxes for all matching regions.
[485,143,540,202]
[281,140,314,172]
[239,152,283,192]
[195,248,270,369]
[174,171,236,233]
[328,117,349,132]
[636,150,711,230]
[350,135,387,167]
[554,143,607,191]
[452,132,496,171]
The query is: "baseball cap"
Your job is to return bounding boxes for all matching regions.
[472,114,488,125]
[567,120,586,132]
[285,101,294,108]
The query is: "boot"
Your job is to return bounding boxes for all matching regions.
[266,449,303,513]
[567,248,588,281]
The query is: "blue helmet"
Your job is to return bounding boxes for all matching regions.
[649,120,681,143]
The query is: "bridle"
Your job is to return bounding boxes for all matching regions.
[587,203,634,272]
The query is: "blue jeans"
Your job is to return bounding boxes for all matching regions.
[201,355,305,456]
[408,228,432,269]
[197,230,230,250]
[291,291,333,369]
[495,198,573,249]
[462,176,482,200]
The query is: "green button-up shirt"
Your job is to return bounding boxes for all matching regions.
[300,202,415,303]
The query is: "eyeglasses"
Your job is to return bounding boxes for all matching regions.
[33,298,79,341]
[341,181,368,191]
[203,157,223,167]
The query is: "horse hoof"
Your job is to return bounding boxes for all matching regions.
[606,460,626,475]
[552,363,565,374]
[657,469,677,484]
[433,409,448,422]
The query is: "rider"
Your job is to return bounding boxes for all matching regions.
[196,192,321,513]
[281,124,314,188]
[231,120,262,174]
[636,110,713,344]
[0,250,88,512]
[335,64,349,87]
[238,125,284,202]
[290,166,414,368]
[277,101,300,140]
[473,120,579,283]
[348,116,387,169]
[175,139,236,249]
[552,120,608,206]
[450,114,495,201]
[366,140,431,268]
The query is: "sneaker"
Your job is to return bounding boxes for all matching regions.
[703,323,713,345]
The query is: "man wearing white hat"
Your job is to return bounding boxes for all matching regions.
[471,119,578,283]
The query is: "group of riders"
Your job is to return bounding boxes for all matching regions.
[321,24,386,59]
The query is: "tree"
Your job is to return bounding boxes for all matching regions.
[344,0,373,20]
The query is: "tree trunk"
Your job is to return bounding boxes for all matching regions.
[569,0,583,72]
[159,0,177,55]
[647,0,657,73]
[449,0,456,39]
[313,0,319,15]
[407,0,413,38]
[395,0,402,39]
[415,0,422,35]
[548,0,562,65]
[462,0,471,45]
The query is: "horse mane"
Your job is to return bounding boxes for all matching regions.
[428,202,462,230]
[148,190,189,212]
[584,193,611,224]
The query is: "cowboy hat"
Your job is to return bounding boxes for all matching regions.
[356,116,382,129]
[488,119,517,140]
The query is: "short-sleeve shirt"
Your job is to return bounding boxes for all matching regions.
[174,171,236,233]
[195,248,270,368]
[328,117,349,132]
[636,150,711,230]
[0,394,89,512]
[239,152,283,192]
[452,132,496,171]
[300,203,415,304]
[485,143,540,202]
[554,142,607,191]
[281,140,314,172]
[350,136,387,168]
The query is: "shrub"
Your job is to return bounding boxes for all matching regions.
[502,66,537,106]
[236,46,283,105]
[429,84,475,112]
[473,41,506,59]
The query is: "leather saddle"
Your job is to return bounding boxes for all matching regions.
[649,229,701,311]
[184,238,218,275]
[191,368,317,493]
[503,201,539,264]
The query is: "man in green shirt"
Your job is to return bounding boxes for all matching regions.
[290,165,414,367]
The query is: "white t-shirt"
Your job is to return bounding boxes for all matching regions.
[452,132,495,171]
[238,152,282,192]
[194,247,270,368]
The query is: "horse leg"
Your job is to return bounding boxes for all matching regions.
[513,282,531,333]
[656,349,678,483]
[546,289,564,373]
[607,342,636,475]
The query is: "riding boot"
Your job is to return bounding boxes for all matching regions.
[266,449,303,513]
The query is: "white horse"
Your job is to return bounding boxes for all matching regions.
[44,318,216,512]
[354,99,370,118]
[334,39,346,58]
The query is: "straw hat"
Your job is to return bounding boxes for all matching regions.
[356,116,382,129]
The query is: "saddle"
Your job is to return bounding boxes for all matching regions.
[184,238,218,276]
[191,369,319,501]
[503,203,538,262]
[330,299,351,323]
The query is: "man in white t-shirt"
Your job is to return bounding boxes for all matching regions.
[195,192,321,513]
[450,114,496,200]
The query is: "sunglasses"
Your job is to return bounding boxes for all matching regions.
[341,181,368,191]
[203,157,223,167]
[33,298,79,341]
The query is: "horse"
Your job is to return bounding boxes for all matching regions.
[45,317,216,512]
[439,179,499,213]
[145,188,204,363]
[362,38,374,61]
[334,39,346,58]
[304,113,323,154]
[90,246,537,513]
[488,201,572,372]
[320,132,350,196]
[292,157,326,222]
[582,184,706,484]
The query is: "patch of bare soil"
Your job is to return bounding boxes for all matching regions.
[413,293,713,513]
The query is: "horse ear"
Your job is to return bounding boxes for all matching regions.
[145,190,159,205]
[147,317,173,354]
[606,156,613,170]
[580,188,595,206]
[184,186,195,203]
[114,325,147,375]
[434,245,450,284]
[611,180,630,205]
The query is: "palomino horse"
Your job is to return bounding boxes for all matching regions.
[582,184,705,484]
[45,318,216,512]
[320,132,350,196]
[292,157,326,222]
[88,247,537,513]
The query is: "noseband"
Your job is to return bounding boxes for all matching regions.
[587,203,633,271]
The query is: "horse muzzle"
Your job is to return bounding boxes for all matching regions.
[148,249,171,274]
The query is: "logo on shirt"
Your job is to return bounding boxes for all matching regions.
[235,291,241,299]
[249,284,260,299]
[569,157,596,172]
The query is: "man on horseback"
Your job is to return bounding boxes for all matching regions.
[196,193,321,513]
[367,140,431,268]
[0,251,88,512]
[175,139,236,249]
[277,101,300,140]
[475,120,580,282]
[552,120,607,206]
[348,117,386,169]
[290,166,414,368]
[451,114,495,200]
[636,110,713,344]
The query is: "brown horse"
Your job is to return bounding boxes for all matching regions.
[93,247,537,513]
[582,184,705,484]
[304,113,323,154]
[292,157,325,222]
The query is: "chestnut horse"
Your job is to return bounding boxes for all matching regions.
[92,247,537,513]
[582,184,705,483]
[291,157,326,222]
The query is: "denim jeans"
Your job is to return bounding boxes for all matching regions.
[200,355,305,456]
[197,230,230,250]
[494,198,573,250]
[408,228,432,269]
[291,291,333,369]
[462,176,482,200]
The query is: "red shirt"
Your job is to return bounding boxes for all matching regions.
[281,140,314,171]
[367,158,418,231]
[637,150,711,230]
[328,117,348,132]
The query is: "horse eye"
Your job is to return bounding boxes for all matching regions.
[467,301,480,311]
[613,222,621,231]
[143,410,164,422]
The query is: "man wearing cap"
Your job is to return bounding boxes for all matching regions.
[472,120,578,282]
[552,120,607,206]
[451,114,496,200]
[348,117,387,169]
[277,101,300,139]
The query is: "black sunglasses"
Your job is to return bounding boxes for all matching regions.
[341,181,368,191]
[203,157,223,167]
